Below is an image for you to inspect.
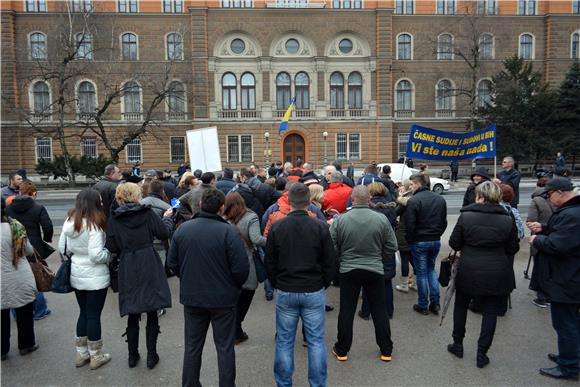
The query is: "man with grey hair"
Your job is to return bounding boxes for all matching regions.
[495,156,521,208]
[330,185,397,362]
[92,164,122,218]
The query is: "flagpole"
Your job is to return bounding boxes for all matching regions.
[494,156,497,179]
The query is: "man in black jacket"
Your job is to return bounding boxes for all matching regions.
[92,164,122,218]
[528,177,580,381]
[405,173,447,316]
[216,168,237,195]
[265,183,335,387]
[495,156,521,208]
[168,189,249,387]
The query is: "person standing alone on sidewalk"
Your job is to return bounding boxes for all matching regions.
[265,183,335,387]
[494,156,521,209]
[405,173,447,316]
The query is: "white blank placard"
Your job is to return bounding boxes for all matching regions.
[186,127,222,172]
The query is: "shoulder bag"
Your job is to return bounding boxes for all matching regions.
[27,250,55,292]
[438,250,457,287]
[52,237,73,294]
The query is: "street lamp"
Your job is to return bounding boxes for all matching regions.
[323,131,328,166]
[264,132,270,167]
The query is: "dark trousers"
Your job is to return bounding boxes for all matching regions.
[235,289,255,338]
[399,250,414,277]
[128,311,158,332]
[75,288,108,341]
[550,302,580,376]
[361,279,394,319]
[453,290,506,353]
[451,170,458,182]
[1,302,35,356]
[335,269,392,357]
[182,306,236,387]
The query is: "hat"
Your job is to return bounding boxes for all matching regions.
[539,176,574,195]
[164,168,172,173]
[470,167,491,181]
[144,169,158,177]
[126,175,144,184]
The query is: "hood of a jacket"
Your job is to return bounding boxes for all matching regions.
[8,196,34,213]
[531,188,547,198]
[61,218,85,240]
[246,177,262,191]
[112,203,151,228]
[370,196,395,208]
[276,192,292,215]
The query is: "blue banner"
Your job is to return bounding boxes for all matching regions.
[405,124,496,161]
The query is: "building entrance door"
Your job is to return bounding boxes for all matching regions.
[283,133,305,164]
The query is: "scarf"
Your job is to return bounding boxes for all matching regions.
[3,216,28,267]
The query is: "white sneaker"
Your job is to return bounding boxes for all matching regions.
[395,284,409,293]
[409,283,418,292]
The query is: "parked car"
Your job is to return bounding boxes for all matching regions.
[377,163,450,194]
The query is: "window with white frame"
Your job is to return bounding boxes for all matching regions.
[479,33,494,59]
[436,0,455,14]
[519,33,534,59]
[477,79,492,109]
[80,136,97,159]
[71,0,93,12]
[518,0,536,15]
[436,79,454,112]
[241,73,256,110]
[395,0,413,14]
[437,33,453,60]
[227,135,252,163]
[348,72,362,109]
[332,0,362,8]
[26,0,46,12]
[118,0,138,12]
[336,133,360,160]
[30,32,47,60]
[275,0,310,7]
[126,138,142,163]
[572,31,580,59]
[123,81,141,118]
[163,0,183,12]
[36,137,52,162]
[397,33,412,60]
[75,32,92,60]
[222,73,237,110]
[78,81,96,115]
[574,0,580,14]
[476,0,496,14]
[166,33,183,60]
[33,81,50,114]
[295,72,309,110]
[222,0,253,7]
[121,33,138,60]
[330,72,345,110]
[170,136,186,163]
[276,72,291,110]
[167,81,185,116]
[395,80,413,112]
[398,133,409,160]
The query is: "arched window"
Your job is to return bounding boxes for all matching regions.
[30,32,47,60]
[295,72,309,110]
[276,72,291,110]
[348,72,362,109]
[33,81,50,114]
[168,81,185,113]
[477,79,492,108]
[330,72,344,109]
[479,33,494,60]
[396,80,413,112]
[166,33,183,60]
[76,32,92,60]
[437,33,453,60]
[241,73,255,110]
[436,79,453,112]
[572,32,580,59]
[222,73,237,110]
[519,33,534,59]
[121,33,138,60]
[397,33,412,60]
[78,81,96,114]
[123,81,141,115]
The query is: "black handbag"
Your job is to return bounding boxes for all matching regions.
[52,237,73,293]
[438,251,457,287]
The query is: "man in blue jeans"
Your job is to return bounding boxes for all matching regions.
[265,183,335,387]
[405,173,447,316]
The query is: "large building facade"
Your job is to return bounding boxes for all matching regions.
[1,0,579,174]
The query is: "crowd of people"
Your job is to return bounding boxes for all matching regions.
[1,155,579,386]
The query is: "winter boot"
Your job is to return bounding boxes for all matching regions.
[447,337,464,359]
[87,339,111,370]
[146,324,160,370]
[75,336,90,368]
[476,349,490,368]
[124,325,140,368]
[395,276,409,293]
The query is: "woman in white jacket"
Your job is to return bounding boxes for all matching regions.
[59,189,111,370]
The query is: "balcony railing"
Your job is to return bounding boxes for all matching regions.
[274,109,315,119]
[167,111,187,121]
[219,109,261,120]
[395,110,414,118]
[327,109,369,119]
[265,0,325,8]
[77,112,96,121]
[29,112,52,123]
[435,109,455,118]
[240,110,260,119]
[122,112,143,121]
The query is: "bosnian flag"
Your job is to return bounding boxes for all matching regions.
[278,96,296,134]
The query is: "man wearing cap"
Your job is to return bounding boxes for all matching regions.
[495,156,521,208]
[463,167,491,207]
[527,177,580,381]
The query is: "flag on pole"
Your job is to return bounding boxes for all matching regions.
[278,96,296,134]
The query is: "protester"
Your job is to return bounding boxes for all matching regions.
[368,182,397,229]
[346,162,355,182]
[1,198,38,361]
[175,172,196,198]
[406,158,414,168]
[394,181,416,293]
[256,168,268,183]
[463,167,491,207]
[330,185,397,362]
[7,182,54,320]
[140,180,171,218]
[356,164,385,186]
[448,181,520,369]
[405,173,447,315]
[216,168,237,195]
[555,152,566,168]
[240,167,278,215]
[332,160,354,187]
[495,156,521,208]
[308,184,325,210]
[15,168,31,183]
[223,192,266,345]
[177,163,188,179]
[1,172,23,201]
[161,169,177,201]
[179,172,216,216]
[193,169,203,179]
[265,183,335,387]
[499,185,525,240]
[321,171,352,219]
[92,164,122,218]
[380,165,399,199]
[59,189,111,370]
[106,183,173,369]
[132,162,141,177]
[300,163,320,186]
[449,160,459,183]
[168,188,249,387]
[528,177,580,381]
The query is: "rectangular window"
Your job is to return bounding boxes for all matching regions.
[71,0,93,12]
[126,138,142,163]
[222,0,253,6]
[437,0,454,14]
[118,0,138,12]
[163,0,183,12]
[36,137,52,162]
[477,0,496,14]
[26,0,46,12]
[395,0,413,14]
[170,136,186,163]
[227,135,253,163]
[336,133,360,160]
[518,0,535,15]
[333,0,362,8]
[80,137,97,159]
[398,134,409,160]
[574,0,580,13]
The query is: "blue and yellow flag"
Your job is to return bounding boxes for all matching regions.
[278,96,296,134]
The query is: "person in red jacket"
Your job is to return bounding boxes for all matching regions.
[322,172,353,219]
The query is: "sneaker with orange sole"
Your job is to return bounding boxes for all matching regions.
[332,347,348,362]
[380,354,392,362]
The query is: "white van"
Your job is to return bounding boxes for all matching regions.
[377,163,450,194]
